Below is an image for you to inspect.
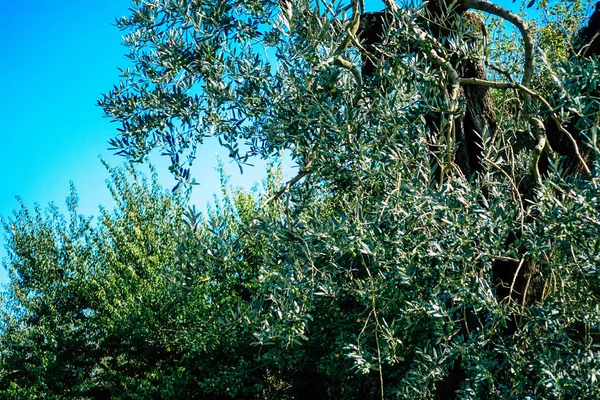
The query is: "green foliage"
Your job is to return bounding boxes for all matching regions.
[3,0,600,398]
[0,164,187,398]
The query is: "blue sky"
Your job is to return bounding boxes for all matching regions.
[0,0,273,285]
[0,0,525,286]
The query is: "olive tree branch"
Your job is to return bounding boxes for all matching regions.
[333,56,363,86]
[381,0,400,13]
[413,25,461,184]
[463,0,534,112]
[460,77,591,176]
[508,256,527,304]
[334,0,364,54]
[323,0,364,98]
[531,117,552,185]
[577,29,600,57]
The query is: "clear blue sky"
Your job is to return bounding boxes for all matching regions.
[0,0,524,286]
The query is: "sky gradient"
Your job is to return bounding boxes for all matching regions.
[0,0,525,286]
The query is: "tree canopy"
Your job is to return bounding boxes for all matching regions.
[2,0,600,398]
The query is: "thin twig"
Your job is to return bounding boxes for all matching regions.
[264,152,317,205]
[375,306,384,400]
[520,266,534,313]
[508,256,526,303]
[485,159,525,233]
[363,259,384,400]
[494,255,520,263]
[578,29,600,57]
[486,62,515,83]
